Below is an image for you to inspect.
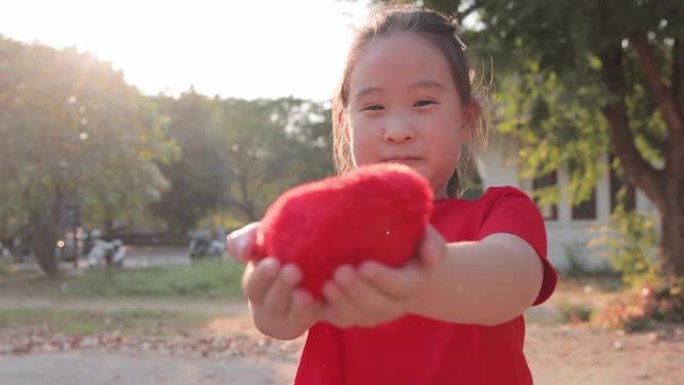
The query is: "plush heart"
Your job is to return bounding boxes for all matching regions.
[256,163,434,300]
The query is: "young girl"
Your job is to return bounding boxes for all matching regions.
[227,5,557,385]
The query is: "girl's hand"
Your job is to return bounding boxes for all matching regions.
[243,257,319,340]
[226,223,319,340]
[225,222,262,263]
[320,225,447,328]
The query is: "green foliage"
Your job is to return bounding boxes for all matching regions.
[496,71,609,205]
[610,210,660,287]
[590,191,660,287]
[1,36,336,251]
[148,91,232,235]
[400,0,684,276]
[212,97,334,222]
[149,92,334,232]
[557,301,595,324]
[0,36,177,273]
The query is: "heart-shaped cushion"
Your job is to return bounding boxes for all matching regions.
[256,163,433,300]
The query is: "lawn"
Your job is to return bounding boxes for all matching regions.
[0,259,245,299]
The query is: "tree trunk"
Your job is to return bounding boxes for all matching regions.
[597,39,684,278]
[662,121,684,277]
[31,188,65,277]
[32,223,59,277]
[670,40,684,277]
[662,181,684,277]
[628,30,684,277]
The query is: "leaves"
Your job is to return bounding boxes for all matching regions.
[149,93,334,232]
[0,37,175,235]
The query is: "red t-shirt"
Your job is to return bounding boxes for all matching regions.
[294,186,558,385]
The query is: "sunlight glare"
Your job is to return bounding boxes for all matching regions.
[1,0,369,101]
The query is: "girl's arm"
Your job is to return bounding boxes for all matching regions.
[320,228,545,327]
[408,232,544,325]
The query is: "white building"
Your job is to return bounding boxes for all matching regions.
[477,133,659,272]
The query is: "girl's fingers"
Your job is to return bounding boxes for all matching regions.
[226,222,261,262]
[261,263,302,314]
[289,288,318,326]
[358,260,421,298]
[334,265,399,315]
[321,281,357,327]
[243,257,280,305]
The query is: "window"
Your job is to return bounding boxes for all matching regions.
[571,187,597,220]
[532,171,558,220]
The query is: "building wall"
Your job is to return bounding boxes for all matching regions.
[477,136,658,273]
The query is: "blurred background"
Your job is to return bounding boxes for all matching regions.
[0,0,372,271]
[0,0,682,337]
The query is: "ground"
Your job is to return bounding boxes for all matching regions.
[1,295,683,385]
[1,248,682,384]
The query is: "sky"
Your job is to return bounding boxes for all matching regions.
[1,0,371,102]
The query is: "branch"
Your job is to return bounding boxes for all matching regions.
[237,172,256,221]
[598,42,666,211]
[673,38,684,114]
[630,30,684,137]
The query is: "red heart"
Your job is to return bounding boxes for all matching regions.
[256,163,433,300]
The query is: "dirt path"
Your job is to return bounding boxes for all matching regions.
[1,350,297,385]
[1,296,682,385]
[525,323,684,385]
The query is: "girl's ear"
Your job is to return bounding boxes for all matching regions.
[461,100,482,142]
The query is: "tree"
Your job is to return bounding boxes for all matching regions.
[147,91,333,234]
[395,0,684,277]
[0,37,176,275]
[149,90,232,236]
[214,97,334,222]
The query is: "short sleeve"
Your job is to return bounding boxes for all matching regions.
[477,186,557,306]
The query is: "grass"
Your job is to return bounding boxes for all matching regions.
[1,262,626,302]
[0,259,245,337]
[0,259,246,299]
[0,261,636,331]
[0,308,209,336]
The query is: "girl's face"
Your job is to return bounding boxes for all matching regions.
[343,32,477,199]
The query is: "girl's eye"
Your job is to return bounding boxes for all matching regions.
[414,99,436,107]
[361,104,384,111]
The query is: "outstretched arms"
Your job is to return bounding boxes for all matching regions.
[318,228,544,327]
[228,222,545,334]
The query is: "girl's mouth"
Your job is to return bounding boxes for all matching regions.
[383,156,422,163]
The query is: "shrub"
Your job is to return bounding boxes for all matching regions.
[557,301,595,324]
[589,189,660,288]
[594,278,684,331]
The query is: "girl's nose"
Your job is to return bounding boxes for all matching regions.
[383,116,415,143]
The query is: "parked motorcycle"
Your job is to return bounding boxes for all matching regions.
[188,229,225,259]
[87,232,126,267]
